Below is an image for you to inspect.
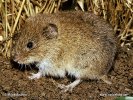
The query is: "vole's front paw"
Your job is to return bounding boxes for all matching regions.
[28,72,42,80]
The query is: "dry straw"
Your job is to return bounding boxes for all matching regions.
[86,0,133,48]
[0,0,133,58]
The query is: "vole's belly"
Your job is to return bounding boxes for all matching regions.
[42,67,81,78]
[42,66,66,77]
[41,65,98,79]
[39,59,81,78]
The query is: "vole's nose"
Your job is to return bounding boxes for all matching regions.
[11,55,17,62]
[11,52,20,62]
[13,56,18,62]
[11,50,15,58]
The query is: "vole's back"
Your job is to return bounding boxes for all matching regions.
[46,12,117,78]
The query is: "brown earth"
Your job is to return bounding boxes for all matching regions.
[0,47,133,100]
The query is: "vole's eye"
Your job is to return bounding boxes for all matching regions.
[27,41,33,49]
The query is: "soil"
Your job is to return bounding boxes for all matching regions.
[0,47,133,100]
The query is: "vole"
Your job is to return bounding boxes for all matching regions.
[11,11,116,92]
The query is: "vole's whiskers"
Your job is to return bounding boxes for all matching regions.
[29,64,32,70]
[19,64,23,70]
[24,64,26,70]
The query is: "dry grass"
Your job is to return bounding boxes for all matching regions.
[0,0,133,58]
[86,0,133,49]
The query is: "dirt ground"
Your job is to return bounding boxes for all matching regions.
[0,46,133,100]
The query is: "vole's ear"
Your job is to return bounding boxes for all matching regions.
[43,23,58,39]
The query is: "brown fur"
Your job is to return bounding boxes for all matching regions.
[11,11,116,81]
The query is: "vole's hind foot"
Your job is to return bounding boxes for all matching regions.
[57,79,82,92]
[58,84,73,92]
[28,72,42,80]
[100,75,112,84]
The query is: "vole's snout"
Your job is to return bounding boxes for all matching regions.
[12,54,19,62]
[11,52,21,63]
[12,56,18,62]
[11,52,15,61]
[12,55,26,65]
